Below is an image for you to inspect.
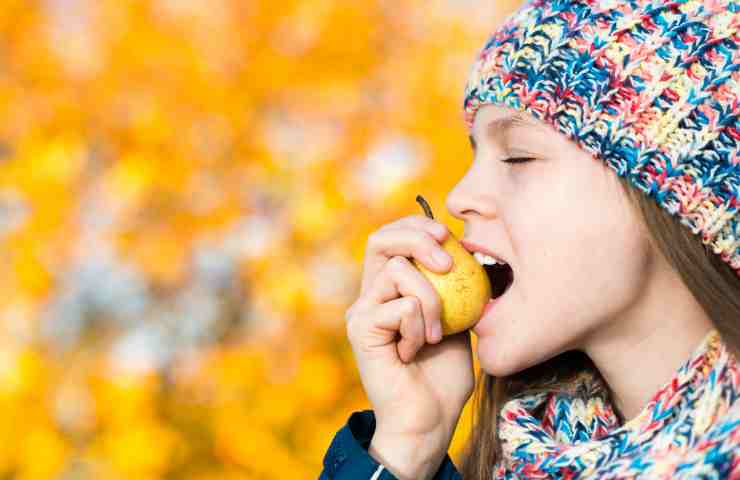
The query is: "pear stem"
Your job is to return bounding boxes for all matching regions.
[416,195,434,220]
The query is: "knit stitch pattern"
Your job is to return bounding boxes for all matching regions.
[494,329,740,478]
[463,0,740,277]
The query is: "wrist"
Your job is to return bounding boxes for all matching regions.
[368,430,450,480]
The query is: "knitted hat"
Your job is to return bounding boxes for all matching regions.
[463,0,740,278]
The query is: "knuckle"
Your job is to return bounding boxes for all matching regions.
[401,296,419,318]
[366,231,381,250]
[400,214,424,224]
[386,255,408,271]
[409,324,425,348]
[344,304,355,323]
[414,228,431,241]
[416,214,437,226]
[345,316,358,342]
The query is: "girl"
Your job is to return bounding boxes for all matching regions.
[320,0,740,478]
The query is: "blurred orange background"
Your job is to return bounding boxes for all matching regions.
[0,1,521,478]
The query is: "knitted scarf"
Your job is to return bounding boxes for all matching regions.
[494,328,740,479]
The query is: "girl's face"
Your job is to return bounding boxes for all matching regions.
[446,104,654,376]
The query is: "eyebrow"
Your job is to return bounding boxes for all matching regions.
[468,113,538,151]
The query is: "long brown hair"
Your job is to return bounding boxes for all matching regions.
[457,173,740,479]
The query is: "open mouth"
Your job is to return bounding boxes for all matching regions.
[484,263,514,299]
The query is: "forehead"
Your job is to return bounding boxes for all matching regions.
[472,105,542,134]
[470,105,551,147]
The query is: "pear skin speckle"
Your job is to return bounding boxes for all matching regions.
[411,231,492,336]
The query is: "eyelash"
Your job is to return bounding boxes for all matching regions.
[502,157,534,164]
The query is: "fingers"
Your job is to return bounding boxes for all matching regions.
[380,297,426,363]
[347,214,452,365]
[361,215,451,296]
[348,296,427,364]
[378,214,449,239]
[357,255,444,347]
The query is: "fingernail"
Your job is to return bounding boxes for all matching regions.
[432,323,442,342]
[434,224,448,239]
[433,250,450,268]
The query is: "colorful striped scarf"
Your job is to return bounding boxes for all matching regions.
[494,328,740,478]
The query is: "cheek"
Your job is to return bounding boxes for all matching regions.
[509,175,651,326]
[528,193,650,322]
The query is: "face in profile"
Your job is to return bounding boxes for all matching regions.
[446,104,654,376]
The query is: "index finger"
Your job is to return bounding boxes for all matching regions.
[361,222,451,296]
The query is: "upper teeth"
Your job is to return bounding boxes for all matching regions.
[473,251,507,266]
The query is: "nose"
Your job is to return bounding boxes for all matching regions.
[445,168,497,222]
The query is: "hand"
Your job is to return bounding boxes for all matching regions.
[345,215,475,476]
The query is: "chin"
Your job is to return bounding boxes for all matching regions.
[474,334,526,377]
[476,332,562,379]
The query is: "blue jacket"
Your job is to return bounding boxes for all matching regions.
[319,410,462,479]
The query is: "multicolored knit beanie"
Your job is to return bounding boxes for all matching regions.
[463,0,740,278]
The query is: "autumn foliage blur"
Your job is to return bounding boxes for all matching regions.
[0,0,520,478]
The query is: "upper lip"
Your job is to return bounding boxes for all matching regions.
[460,239,509,265]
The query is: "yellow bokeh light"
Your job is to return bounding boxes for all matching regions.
[0,0,523,477]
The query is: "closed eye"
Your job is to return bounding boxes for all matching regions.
[502,157,535,164]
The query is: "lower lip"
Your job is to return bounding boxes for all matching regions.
[482,296,500,317]
[475,289,509,335]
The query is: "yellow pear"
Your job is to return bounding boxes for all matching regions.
[411,195,492,336]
